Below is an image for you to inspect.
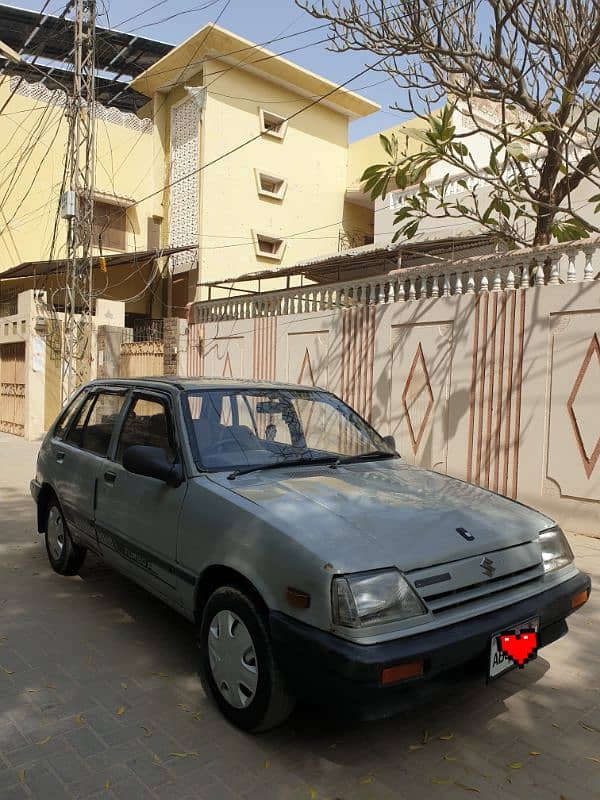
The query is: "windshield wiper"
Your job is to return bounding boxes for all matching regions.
[330,450,397,468]
[227,456,337,480]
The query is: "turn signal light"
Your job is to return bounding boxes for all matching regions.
[286,587,311,609]
[571,589,589,609]
[380,661,424,685]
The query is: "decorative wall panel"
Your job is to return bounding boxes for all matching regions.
[168,97,199,273]
[466,291,526,497]
[391,321,452,471]
[548,315,600,501]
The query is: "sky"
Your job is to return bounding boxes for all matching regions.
[14,0,406,142]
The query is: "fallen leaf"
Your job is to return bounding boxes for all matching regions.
[431,777,452,785]
[507,762,523,769]
[1,666,14,675]
[193,712,203,721]
[26,688,39,693]
[439,733,454,741]
[103,780,111,790]
[308,790,318,800]
[169,751,198,759]
[529,751,541,757]
[580,722,600,733]
[86,655,93,666]
[408,744,423,751]
[177,703,190,712]
[17,769,25,784]
[454,782,480,793]
[152,754,162,765]
[421,730,430,744]
[358,774,374,784]
[46,683,57,689]
[120,682,128,690]
[585,756,600,764]
[75,714,85,726]
[37,736,52,745]
[153,671,168,678]
[116,706,126,717]
[264,760,271,769]
[140,725,152,737]
[552,723,560,728]
[443,755,457,762]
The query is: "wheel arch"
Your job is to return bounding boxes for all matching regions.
[36,483,58,533]
[193,565,269,626]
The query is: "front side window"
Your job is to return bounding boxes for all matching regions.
[54,392,86,439]
[65,391,126,457]
[116,396,176,464]
[185,388,395,471]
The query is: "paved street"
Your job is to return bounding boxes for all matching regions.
[0,432,599,800]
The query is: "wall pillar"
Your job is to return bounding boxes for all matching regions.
[163,317,187,376]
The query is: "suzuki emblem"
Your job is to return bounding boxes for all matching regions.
[456,527,475,541]
[480,556,496,577]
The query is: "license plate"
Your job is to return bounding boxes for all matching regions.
[488,617,539,680]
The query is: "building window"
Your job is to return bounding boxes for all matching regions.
[254,169,287,200]
[253,231,286,261]
[93,201,127,251]
[259,108,287,140]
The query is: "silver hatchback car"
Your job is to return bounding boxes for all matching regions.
[31,377,591,731]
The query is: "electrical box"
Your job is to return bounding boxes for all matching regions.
[60,190,77,219]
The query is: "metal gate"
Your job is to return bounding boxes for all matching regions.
[119,340,164,377]
[0,342,26,436]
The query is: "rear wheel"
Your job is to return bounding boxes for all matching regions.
[198,586,295,732]
[45,500,87,576]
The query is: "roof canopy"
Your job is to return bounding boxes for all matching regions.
[130,24,380,119]
[0,3,173,112]
[199,231,495,290]
[0,245,195,281]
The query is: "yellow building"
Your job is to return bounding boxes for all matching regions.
[130,24,379,307]
[0,13,379,319]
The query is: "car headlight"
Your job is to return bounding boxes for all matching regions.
[332,569,427,628]
[539,525,574,573]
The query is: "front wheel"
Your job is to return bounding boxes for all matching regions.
[198,586,295,732]
[45,500,87,576]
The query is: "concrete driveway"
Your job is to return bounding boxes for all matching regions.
[1,432,599,800]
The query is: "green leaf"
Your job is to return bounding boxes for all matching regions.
[379,134,393,158]
[403,219,420,239]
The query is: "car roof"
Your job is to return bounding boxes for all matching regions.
[87,376,320,392]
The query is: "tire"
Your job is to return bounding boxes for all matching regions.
[44,499,87,576]
[198,586,295,732]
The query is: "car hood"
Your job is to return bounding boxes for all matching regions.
[215,460,552,573]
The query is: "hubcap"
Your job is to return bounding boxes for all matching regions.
[207,610,258,709]
[47,506,65,561]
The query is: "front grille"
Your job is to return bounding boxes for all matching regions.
[407,542,545,616]
[422,564,543,614]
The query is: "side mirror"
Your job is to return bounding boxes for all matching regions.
[382,434,397,452]
[123,445,184,488]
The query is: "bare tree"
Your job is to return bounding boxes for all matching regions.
[296,0,600,246]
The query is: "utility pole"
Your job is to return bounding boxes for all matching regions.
[61,0,96,402]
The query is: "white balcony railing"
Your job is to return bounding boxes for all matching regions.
[191,238,600,324]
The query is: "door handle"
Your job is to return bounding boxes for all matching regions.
[56,451,65,463]
[104,471,116,485]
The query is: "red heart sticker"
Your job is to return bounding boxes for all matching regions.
[498,630,538,668]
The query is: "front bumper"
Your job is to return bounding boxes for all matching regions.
[270,571,591,719]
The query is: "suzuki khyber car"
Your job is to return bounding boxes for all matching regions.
[31,378,591,731]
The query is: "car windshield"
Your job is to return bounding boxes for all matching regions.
[184,388,397,472]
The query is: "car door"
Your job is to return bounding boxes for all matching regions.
[94,389,188,605]
[50,388,128,550]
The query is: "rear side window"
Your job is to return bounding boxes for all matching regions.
[116,396,176,464]
[65,391,126,457]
